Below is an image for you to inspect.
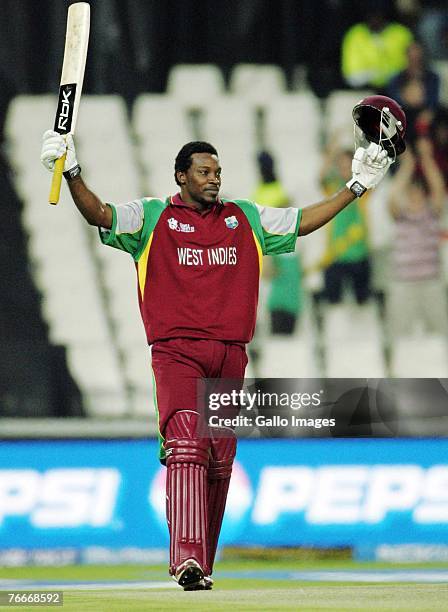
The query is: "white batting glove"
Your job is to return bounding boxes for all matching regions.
[346,142,391,197]
[40,130,78,173]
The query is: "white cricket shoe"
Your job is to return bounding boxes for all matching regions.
[174,558,205,591]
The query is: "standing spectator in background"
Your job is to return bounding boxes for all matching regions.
[430,106,448,188]
[387,41,440,112]
[319,144,371,304]
[395,76,434,149]
[418,1,448,60]
[387,139,448,337]
[342,3,413,89]
[387,41,440,154]
[252,152,303,335]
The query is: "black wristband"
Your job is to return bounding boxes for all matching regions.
[348,181,366,198]
[63,164,82,181]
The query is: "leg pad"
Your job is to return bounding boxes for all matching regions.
[165,411,210,576]
[207,427,237,573]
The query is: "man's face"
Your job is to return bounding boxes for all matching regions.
[178,153,222,205]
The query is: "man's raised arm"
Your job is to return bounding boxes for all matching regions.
[299,187,354,236]
[299,142,391,236]
[40,130,113,229]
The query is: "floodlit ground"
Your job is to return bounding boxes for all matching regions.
[1,560,448,611]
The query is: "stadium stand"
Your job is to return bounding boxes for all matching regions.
[166,64,226,106]
[390,334,448,378]
[322,302,386,377]
[264,94,321,199]
[78,95,155,418]
[258,307,318,378]
[229,64,288,104]
[1,102,84,417]
[201,96,258,197]
[325,89,373,143]
[133,94,194,195]
[5,96,128,416]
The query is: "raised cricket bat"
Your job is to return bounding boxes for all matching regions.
[49,2,90,205]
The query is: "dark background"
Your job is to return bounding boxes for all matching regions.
[0,0,417,103]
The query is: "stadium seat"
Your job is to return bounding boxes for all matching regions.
[229,64,287,104]
[77,95,141,201]
[77,97,159,416]
[260,320,318,378]
[322,303,386,377]
[5,95,131,416]
[391,334,448,377]
[325,89,373,145]
[264,93,321,198]
[325,341,386,377]
[66,345,128,416]
[133,94,194,195]
[123,346,153,398]
[323,302,383,344]
[259,338,315,378]
[201,97,258,198]
[166,64,226,106]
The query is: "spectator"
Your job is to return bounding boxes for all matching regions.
[319,144,371,304]
[342,4,413,89]
[387,139,448,337]
[252,151,303,335]
[387,41,440,111]
[396,76,434,149]
[430,106,448,188]
[418,2,448,61]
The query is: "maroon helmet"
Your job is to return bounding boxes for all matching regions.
[352,95,406,158]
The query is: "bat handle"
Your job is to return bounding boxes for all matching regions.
[49,154,66,206]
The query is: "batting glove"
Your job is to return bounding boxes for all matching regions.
[346,142,391,197]
[40,130,78,173]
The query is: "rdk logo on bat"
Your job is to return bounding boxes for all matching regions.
[54,83,77,134]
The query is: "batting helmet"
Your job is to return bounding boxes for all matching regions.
[352,95,406,158]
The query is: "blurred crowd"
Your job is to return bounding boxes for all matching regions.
[250,0,448,362]
[330,0,448,337]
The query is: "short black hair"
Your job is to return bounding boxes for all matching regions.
[174,141,218,186]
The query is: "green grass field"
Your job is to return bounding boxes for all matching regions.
[1,560,448,611]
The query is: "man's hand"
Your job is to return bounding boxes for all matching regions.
[346,142,392,197]
[41,130,78,174]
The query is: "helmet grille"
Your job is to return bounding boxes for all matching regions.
[353,104,406,156]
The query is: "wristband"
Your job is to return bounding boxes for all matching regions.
[63,164,82,181]
[346,179,366,198]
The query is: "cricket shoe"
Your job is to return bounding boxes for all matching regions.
[182,576,214,591]
[203,576,214,590]
[174,558,205,590]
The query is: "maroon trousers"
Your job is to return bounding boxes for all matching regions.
[151,338,247,576]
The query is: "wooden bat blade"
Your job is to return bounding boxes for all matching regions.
[49,2,90,205]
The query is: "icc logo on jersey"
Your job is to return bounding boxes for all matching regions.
[168,217,195,232]
[225,216,238,229]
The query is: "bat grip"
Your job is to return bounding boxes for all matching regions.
[49,154,66,205]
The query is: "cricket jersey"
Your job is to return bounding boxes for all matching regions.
[99,194,301,345]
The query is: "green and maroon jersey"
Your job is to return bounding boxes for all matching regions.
[99,194,301,344]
